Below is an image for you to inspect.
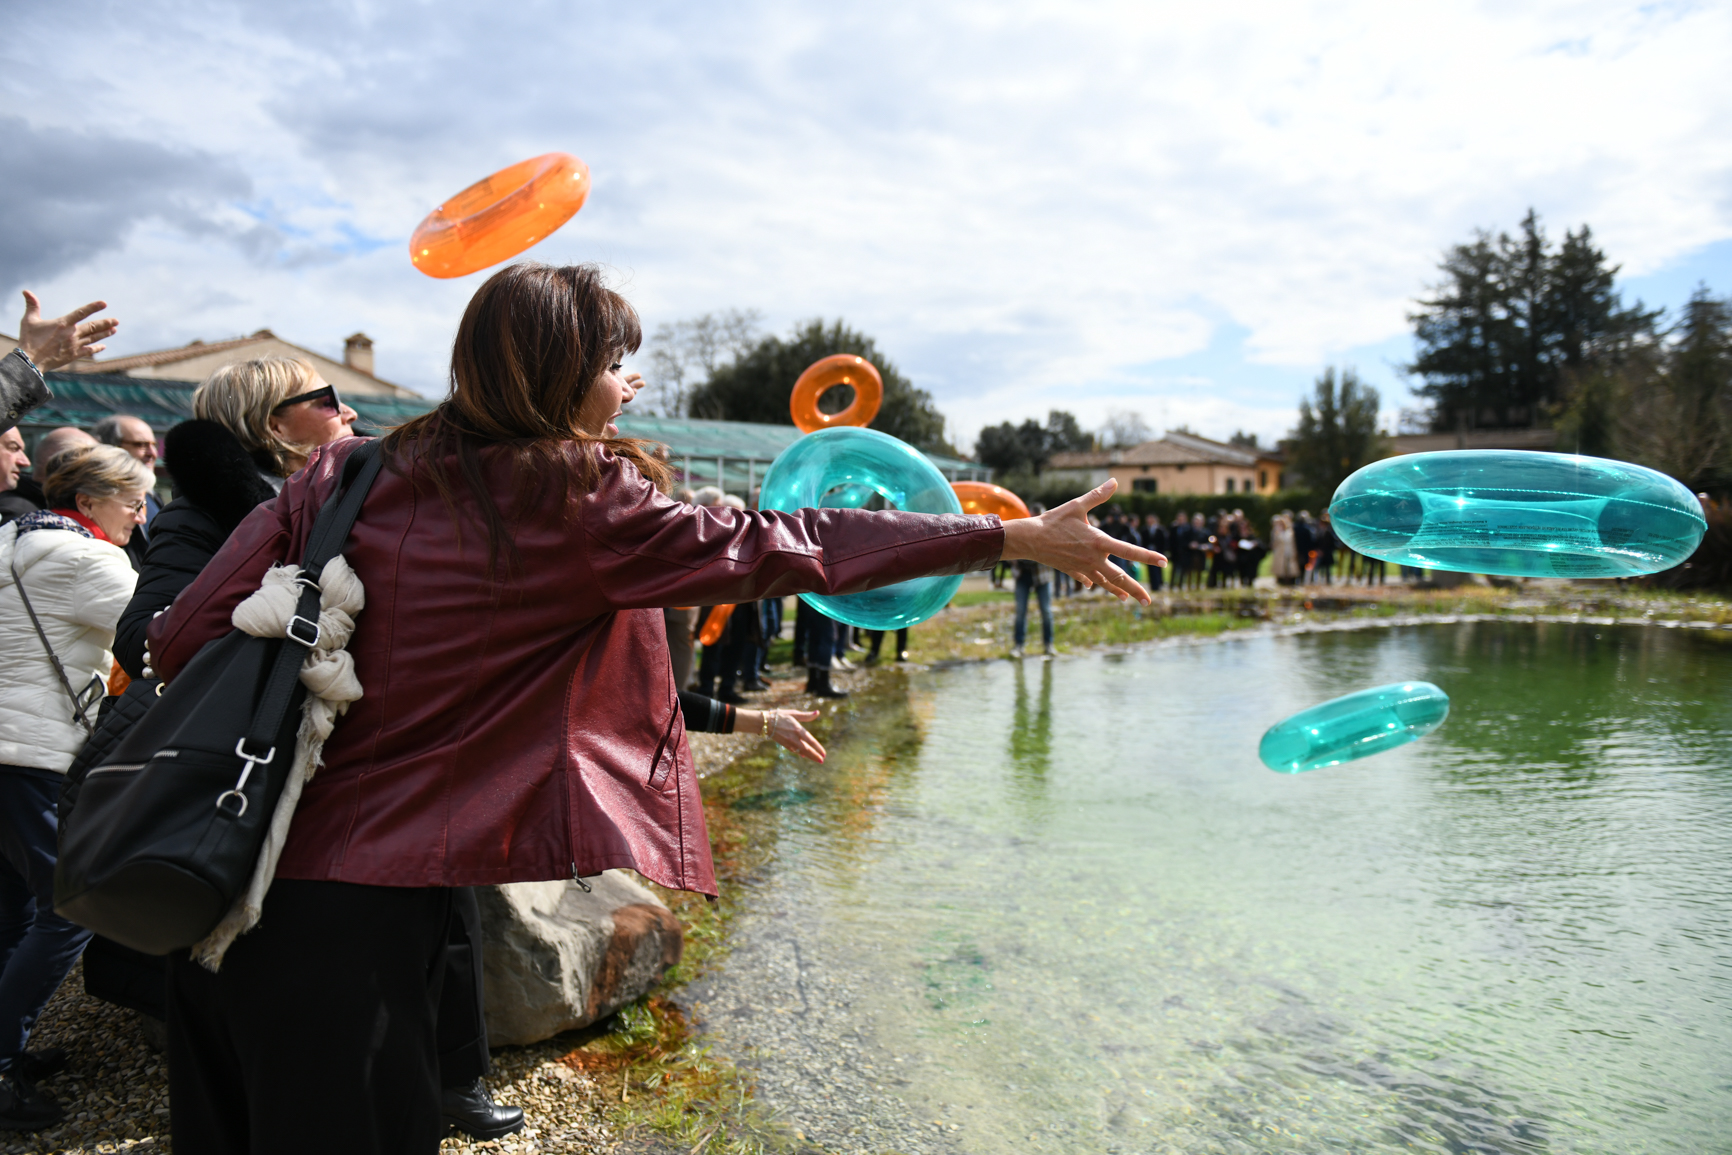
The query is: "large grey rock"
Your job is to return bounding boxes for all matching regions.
[478,871,683,1046]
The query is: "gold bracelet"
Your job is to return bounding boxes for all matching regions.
[761,710,772,737]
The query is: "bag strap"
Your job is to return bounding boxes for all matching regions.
[9,556,97,736]
[236,439,386,765]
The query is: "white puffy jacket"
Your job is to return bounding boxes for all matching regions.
[0,521,137,772]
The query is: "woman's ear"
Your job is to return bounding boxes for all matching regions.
[75,492,96,519]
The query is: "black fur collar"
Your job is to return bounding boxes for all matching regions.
[164,420,280,535]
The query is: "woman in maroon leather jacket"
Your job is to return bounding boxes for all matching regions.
[146,263,1164,1154]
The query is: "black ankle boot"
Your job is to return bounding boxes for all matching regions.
[0,1074,63,1132]
[806,667,849,699]
[441,1078,524,1140]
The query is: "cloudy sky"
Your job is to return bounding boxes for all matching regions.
[2,1,1729,451]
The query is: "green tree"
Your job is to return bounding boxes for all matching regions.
[1618,287,1732,491]
[685,319,953,454]
[1408,210,1657,431]
[1288,367,1384,496]
[973,410,1093,475]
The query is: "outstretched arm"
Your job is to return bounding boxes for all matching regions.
[1000,479,1167,604]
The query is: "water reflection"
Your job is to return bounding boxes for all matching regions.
[1008,659,1053,798]
[718,623,1732,1153]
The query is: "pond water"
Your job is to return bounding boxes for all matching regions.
[694,622,1732,1154]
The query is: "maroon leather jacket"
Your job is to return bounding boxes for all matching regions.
[148,437,1002,895]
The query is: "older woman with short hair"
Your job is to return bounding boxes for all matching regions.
[0,443,151,1131]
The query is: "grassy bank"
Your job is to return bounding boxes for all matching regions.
[904,582,1732,665]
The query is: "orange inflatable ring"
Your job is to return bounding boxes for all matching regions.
[698,604,736,647]
[410,152,590,279]
[951,481,1032,521]
[789,355,884,433]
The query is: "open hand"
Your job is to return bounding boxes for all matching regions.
[739,707,827,763]
[18,290,119,371]
[999,479,1167,604]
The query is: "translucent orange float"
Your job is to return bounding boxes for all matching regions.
[697,604,736,647]
[410,152,590,279]
[951,481,1032,521]
[789,355,884,433]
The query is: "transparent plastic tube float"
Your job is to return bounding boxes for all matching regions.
[1329,450,1707,579]
[759,427,964,630]
[1259,681,1450,774]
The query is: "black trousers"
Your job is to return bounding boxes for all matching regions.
[167,880,453,1155]
[436,886,489,1085]
[90,888,490,1088]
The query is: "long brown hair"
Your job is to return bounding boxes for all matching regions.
[385,263,670,574]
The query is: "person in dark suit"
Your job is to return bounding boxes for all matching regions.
[1166,511,1190,588]
[1141,514,1168,591]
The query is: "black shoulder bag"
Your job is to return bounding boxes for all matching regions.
[55,440,385,955]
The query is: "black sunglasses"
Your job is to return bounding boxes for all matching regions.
[272,384,342,414]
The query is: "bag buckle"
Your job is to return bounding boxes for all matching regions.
[220,739,275,817]
[235,738,275,766]
[286,614,321,648]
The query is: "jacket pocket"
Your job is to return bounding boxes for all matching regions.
[647,702,679,790]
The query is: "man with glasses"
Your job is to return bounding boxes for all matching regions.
[91,414,162,569]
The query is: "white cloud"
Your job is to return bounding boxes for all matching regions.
[2,0,1727,453]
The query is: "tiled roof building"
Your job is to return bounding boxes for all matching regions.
[0,328,419,400]
[1047,431,1285,496]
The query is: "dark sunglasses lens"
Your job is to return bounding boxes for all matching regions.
[275,385,340,413]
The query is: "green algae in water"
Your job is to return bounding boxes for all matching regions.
[701,622,1732,1153]
[730,787,817,811]
[1259,680,1450,773]
[1330,450,1707,578]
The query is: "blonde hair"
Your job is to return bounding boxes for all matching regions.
[44,444,155,510]
[193,356,320,477]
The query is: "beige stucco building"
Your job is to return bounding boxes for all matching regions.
[1046,431,1286,497]
[0,329,421,398]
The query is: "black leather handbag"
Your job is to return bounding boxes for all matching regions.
[55,441,384,955]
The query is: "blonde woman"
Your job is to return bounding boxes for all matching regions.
[0,444,152,1131]
[193,357,358,487]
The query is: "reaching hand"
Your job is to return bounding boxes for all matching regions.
[999,479,1167,604]
[17,290,119,371]
[739,707,827,763]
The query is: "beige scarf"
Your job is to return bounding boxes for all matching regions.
[191,558,366,970]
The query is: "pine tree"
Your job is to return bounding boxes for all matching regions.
[1619,287,1732,491]
[1408,210,1656,432]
